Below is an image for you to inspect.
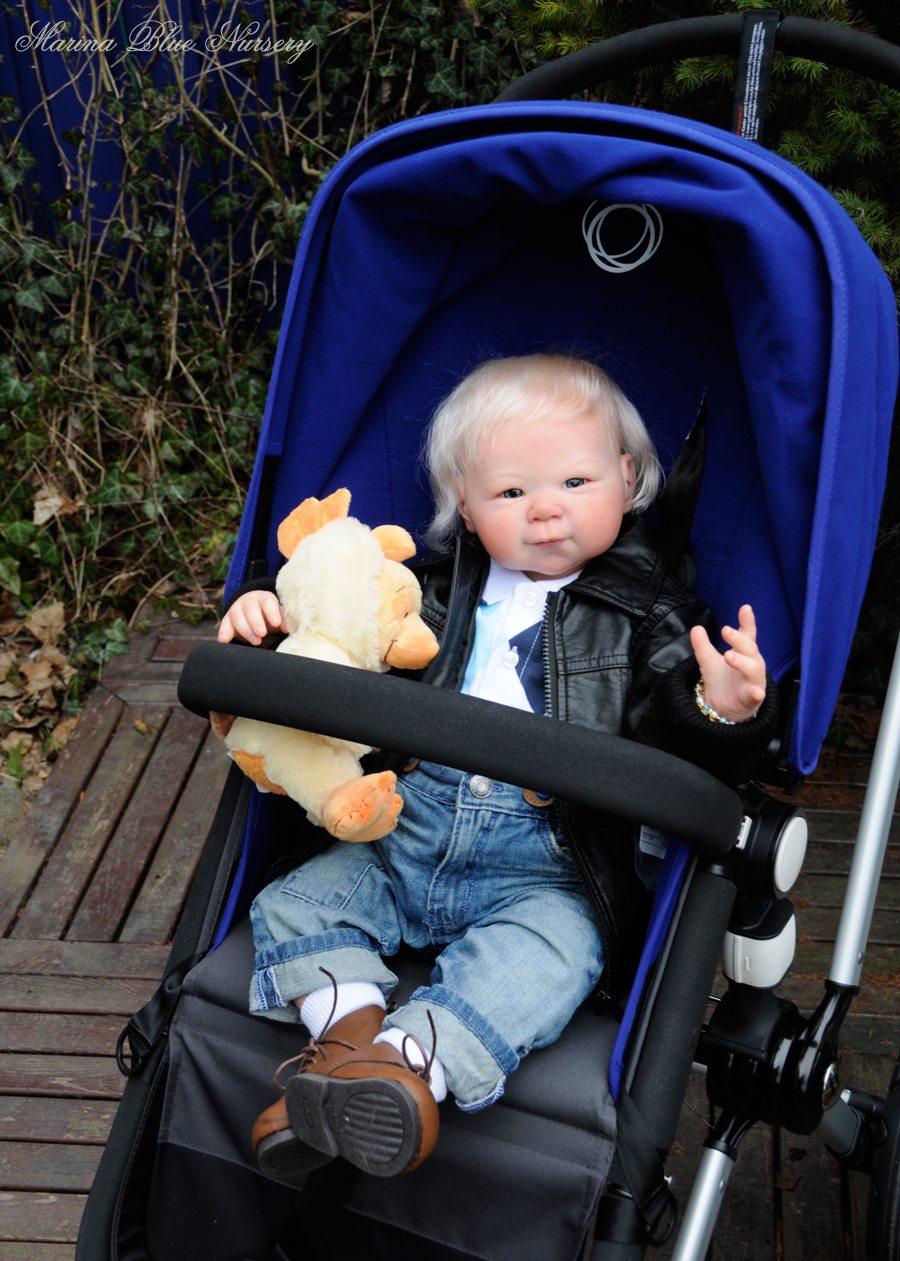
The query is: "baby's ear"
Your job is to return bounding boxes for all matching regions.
[277,488,352,558]
[372,525,415,563]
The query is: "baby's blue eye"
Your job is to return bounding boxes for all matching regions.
[564,478,586,489]
[501,488,524,499]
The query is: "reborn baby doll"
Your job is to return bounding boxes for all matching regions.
[218,353,778,1181]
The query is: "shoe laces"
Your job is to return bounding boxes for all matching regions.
[272,970,439,1090]
[398,1010,438,1085]
[273,967,361,1091]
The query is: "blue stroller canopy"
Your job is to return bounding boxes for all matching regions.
[228,101,898,777]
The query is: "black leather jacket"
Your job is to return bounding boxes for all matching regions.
[403,516,778,995]
[226,515,777,996]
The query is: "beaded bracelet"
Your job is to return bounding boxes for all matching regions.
[694,679,736,725]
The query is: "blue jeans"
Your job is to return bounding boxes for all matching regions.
[249,761,604,1109]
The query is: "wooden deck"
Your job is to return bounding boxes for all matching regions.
[0,616,229,1259]
[0,624,895,1257]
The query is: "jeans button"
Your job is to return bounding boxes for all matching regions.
[469,775,493,799]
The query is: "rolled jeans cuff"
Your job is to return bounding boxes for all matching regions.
[249,937,398,1023]
[383,984,519,1109]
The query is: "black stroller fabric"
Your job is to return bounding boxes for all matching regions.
[149,918,618,1261]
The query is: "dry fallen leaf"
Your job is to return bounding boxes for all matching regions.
[19,659,55,696]
[24,604,65,646]
[32,487,85,528]
[37,645,68,668]
[1,731,33,754]
[849,710,882,742]
[12,713,49,729]
[50,715,79,747]
[0,681,21,699]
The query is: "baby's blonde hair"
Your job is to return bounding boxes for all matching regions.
[424,354,661,550]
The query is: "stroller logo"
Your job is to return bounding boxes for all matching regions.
[582,203,664,273]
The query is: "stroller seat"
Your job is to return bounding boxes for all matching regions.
[149,915,618,1261]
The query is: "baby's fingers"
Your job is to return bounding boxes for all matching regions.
[690,624,721,673]
[737,604,758,642]
[260,592,288,634]
[723,645,766,692]
[721,622,762,665]
[217,613,235,644]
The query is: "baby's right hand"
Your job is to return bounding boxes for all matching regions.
[218,590,287,645]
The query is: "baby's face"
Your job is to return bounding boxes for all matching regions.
[457,410,634,580]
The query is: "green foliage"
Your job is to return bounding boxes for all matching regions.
[5,740,24,788]
[0,0,530,630]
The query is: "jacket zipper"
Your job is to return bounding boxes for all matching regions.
[542,591,559,718]
[544,590,616,992]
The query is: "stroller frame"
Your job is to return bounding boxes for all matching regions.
[80,13,900,1261]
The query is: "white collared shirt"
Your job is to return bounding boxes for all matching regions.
[460,559,582,713]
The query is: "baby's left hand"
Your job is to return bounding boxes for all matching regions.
[690,605,766,724]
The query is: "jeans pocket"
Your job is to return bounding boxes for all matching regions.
[281,843,386,912]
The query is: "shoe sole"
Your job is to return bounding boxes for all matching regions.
[255,1125,335,1180]
[284,1073,423,1177]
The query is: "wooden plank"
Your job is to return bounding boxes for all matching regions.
[0,1143,102,1193]
[0,1099,116,1145]
[0,1056,122,1100]
[0,1192,86,1242]
[795,906,900,943]
[67,708,209,942]
[847,1168,869,1261]
[120,727,230,943]
[712,1121,775,1260]
[99,681,181,706]
[151,637,214,662]
[0,1014,122,1057]
[0,976,156,1015]
[840,1015,900,1055]
[12,708,168,941]
[795,872,900,909]
[0,942,168,979]
[0,691,123,938]
[0,1244,76,1260]
[803,841,900,878]
[805,811,900,844]
[778,1129,843,1259]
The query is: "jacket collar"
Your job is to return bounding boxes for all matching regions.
[417,516,667,619]
[565,516,668,616]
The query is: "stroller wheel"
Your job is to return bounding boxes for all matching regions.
[285,1072,425,1178]
[256,1124,336,1179]
[867,1064,900,1259]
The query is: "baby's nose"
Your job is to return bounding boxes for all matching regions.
[528,495,563,520]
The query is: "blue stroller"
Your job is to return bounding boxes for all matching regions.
[78,13,900,1261]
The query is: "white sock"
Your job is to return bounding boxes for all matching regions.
[374,1027,448,1102]
[299,982,385,1039]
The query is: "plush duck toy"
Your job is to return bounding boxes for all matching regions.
[211,489,440,842]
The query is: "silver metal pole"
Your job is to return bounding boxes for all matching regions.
[670,1146,734,1261]
[830,630,900,987]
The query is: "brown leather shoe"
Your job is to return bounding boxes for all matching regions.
[253,1002,386,1180]
[281,1037,440,1177]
